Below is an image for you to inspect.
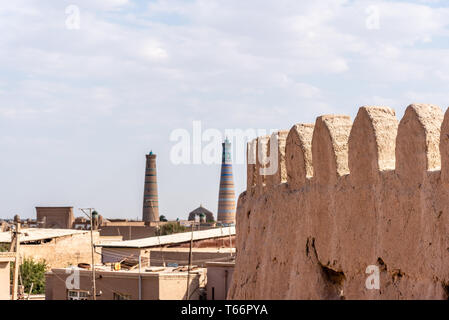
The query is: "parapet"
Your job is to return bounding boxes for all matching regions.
[246,104,447,190]
[232,103,449,300]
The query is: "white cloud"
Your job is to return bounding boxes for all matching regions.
[1,0,449,219]
[140,41,169,61]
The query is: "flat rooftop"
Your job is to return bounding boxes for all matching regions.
[205,261,236,268]
[97,226,235,249]
[101,221,146,227]
[0,228,90,243]
[49,265,205,278]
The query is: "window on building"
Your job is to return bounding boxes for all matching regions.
[113,292,131,300]
[67,290,89,300]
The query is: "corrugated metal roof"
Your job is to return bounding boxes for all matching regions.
[0,228,90,243]
[97,226,235,248]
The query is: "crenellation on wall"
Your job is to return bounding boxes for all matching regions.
[246,139,257,190]
[311,115,352,185]
[255,135,270,192]
[396,104,443,185]
[232,104,449,300]
[266,130,289,186]
[348,106,398,185]
[245,105,449,190]
[285,123,314,189]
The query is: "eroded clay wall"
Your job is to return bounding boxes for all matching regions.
[229,104,449,300]
[21,232,101,268]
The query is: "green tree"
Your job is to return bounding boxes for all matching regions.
[159,222,186,235]
[0,243,9,252]
[11,258,47,295]
[159,215,168,222]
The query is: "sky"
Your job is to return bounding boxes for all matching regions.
[1,0,449,220]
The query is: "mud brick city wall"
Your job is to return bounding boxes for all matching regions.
[20,232,101,268]
[228,104,449,300]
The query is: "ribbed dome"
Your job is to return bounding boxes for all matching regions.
[188,205,215,222]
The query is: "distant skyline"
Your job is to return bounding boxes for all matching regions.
[1,0,449,220]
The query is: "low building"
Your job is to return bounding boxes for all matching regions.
[206,261,235,300]
[149,247,235,267]
[99,226,236,266]
[36,206,107,230]
[0,228,101,268]
[0,218,37,231]
[45,265,206,300]
[98,220,161,241]
[0,252,15,300]
[178,220,216,229]
[34,206,168,240]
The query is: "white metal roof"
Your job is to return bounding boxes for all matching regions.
[97,226,235,248]
[0,228,90,243]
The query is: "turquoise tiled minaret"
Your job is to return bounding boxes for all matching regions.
[217,138,236,224]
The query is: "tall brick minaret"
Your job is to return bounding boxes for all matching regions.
[217,138,236,224]
[143,151,159,222]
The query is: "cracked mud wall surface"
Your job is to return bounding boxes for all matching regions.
[228,104,449,300]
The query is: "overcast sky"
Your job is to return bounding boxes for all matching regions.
[1,0,449,220]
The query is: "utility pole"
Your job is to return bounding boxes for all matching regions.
[138,254,142,300]
[157,227,165,267]
[186,222,195,300]
[228,226,233,259]
[219,222,224,247]
[10,221,21,300]
[80,208,97,300]
[27,283,34,300]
